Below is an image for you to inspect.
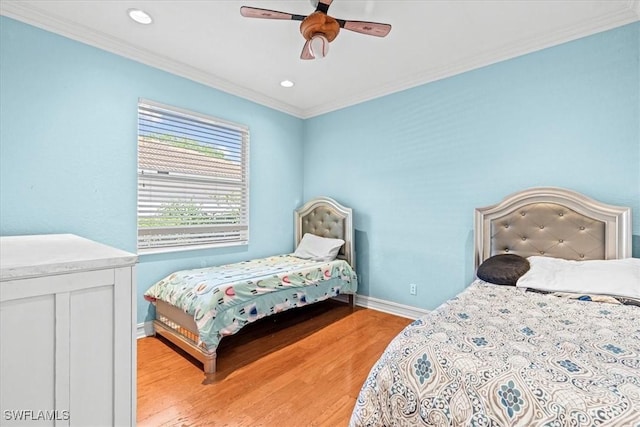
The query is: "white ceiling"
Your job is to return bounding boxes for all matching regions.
[2,0,639,118]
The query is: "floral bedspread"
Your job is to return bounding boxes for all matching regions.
[350,281,640,426]
[144,255,357,352]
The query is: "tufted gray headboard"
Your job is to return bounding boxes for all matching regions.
[475,187,632,269]
[294,197,355,268]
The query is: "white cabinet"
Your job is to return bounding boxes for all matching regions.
[0,234,137,426]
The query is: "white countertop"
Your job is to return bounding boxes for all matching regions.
[1,234,137,281]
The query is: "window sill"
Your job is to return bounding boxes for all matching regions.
[137,240,248,257]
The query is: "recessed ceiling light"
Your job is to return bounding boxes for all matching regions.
[280,80,295,88]
[128,9,153,25]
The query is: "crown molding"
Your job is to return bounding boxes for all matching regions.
[300,4,640,118]
[0,1,305,118]
[2,1,638,120]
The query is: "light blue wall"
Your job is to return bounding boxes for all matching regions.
[2,17,638,320]
[0,17,305,323]
[303,22,640,310]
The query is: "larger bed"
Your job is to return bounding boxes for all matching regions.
[144,196,358,380]
[350,187,639,426]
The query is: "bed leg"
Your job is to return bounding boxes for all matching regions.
[349,294,356,307]
[202,353,217,384]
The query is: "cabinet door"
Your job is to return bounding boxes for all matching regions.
[69,285,114,426]
[1,295,56,427]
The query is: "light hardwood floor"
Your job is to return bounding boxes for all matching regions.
[137,300,411,426]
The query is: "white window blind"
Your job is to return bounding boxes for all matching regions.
[137,99,249,253]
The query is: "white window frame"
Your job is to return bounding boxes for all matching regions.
[137,99,250,254]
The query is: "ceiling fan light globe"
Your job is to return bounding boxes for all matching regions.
[309,34,329,59]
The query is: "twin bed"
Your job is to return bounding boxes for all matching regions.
[350,187,639,426]
[144,196,357,379]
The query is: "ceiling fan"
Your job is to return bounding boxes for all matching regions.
[240,0,392,60]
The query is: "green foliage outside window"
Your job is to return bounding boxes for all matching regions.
[138,195,241,228]
[146,133,225,159]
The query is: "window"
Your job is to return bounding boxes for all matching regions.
[137,99,249,254]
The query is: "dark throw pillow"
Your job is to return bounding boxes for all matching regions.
[476,254,530,286]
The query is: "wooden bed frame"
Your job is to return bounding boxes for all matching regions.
[152,196,356,380]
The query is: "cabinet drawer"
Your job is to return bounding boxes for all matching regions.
[0,269,114,302]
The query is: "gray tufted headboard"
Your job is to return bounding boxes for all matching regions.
[294,197,355,268]
[475,187,632,269]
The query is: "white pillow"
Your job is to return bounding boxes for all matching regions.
[293,233,345,262]
[516,256,640,299]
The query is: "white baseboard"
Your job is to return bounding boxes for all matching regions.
[335,294,429,319]
[137,295,428,339]
[137,321,154,339]
[355,295,429,319]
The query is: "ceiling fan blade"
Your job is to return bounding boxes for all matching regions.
[339,20,392,37]
[316,0,333,13]
[300,40,315,60]
[240,6,305,21]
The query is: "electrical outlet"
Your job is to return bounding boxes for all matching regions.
[410,283,417,295]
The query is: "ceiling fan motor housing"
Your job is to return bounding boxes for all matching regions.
[300,11,340,42]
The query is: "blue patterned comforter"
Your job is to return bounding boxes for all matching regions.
[350,281,640,426]
[144,255,357,352]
